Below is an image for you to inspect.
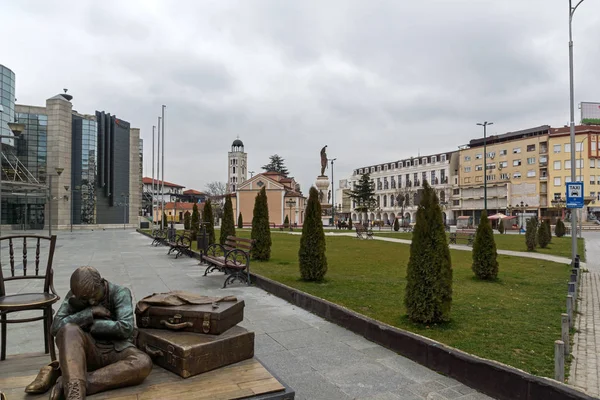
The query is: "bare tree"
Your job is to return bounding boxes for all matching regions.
[204,181,228,220]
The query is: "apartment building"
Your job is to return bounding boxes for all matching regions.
[455,125,551,221]
[349,151,457,225]
[548,125,600,221]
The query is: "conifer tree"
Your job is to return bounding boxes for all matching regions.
[545,219,552,243]
[202,199,216,245]
[393,217,400,232]
[538,220,550,249]
[251,187,272,261]
[299,187,327,281]
[472,211,499,280]
[348,216,353,230]
[184,211,191,230]
[238,213,243,229]
[220,195,236,244]
[555,219,566,237]
[163,212,168,227]
[498,218,505,234]
[404,181,453,323]
[284,215,290,228]
[191,204,200,240]
[349,173,376,213]
[525,217,538,251]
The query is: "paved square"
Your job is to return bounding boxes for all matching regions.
[2,230,494,400]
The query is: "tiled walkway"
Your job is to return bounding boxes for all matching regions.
[571,233,600,397]
[3,230,494,400]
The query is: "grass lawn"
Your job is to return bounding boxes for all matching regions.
[140,228,570,378]
[247,233,569,379]
[372,231,586,261]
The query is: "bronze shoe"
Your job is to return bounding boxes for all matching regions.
[1,390,6,400]
[48,377,64,400]
[25,360,61,394]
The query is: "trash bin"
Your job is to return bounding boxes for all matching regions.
[168,225,176,242]
[197,224,209,254]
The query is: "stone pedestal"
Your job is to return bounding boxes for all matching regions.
[315,175,332,226]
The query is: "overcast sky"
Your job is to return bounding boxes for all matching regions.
[2,0,600,193]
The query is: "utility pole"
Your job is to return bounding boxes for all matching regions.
[330,158,337,226]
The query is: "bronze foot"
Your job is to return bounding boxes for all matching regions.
[25,360,61,394]
[49,377,64,400]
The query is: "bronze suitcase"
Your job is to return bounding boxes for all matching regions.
[136,300,244,335]
[137,326,255,378]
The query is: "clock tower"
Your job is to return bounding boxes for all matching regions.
[228,137,248,193]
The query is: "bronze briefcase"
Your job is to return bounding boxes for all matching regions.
[137,326,255,378]
[136,299,244,335]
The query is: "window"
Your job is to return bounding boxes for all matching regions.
[565,144,571,152]
[513,159,522,166]
[371,167,375,173]
[540,155,548,164]
[592,192,596,199]
[431,171,436,183]
[464,177,471,184]
[475,165,483,171]
[453,200,460,206]
[464,155,471,161]
[500,161,508,168]
[475,153,482,159]
[475,176,483,182]
[554,177,561,186]
[377,166,381,172]
[593,142,597,152]
[597,176,600,185]
[513,172,522,179]
[566,176,572,183]
[500,173,509,180]
[554,144,561,153]
[576,142,583,152]
[591,159,596,168]
[591,176,596,185]
[499,149,507,156]
[487,152,495,158]
[384,165,388,171]
[486,163,495,170]
[453,188,460,195]
[513,147,521,154]
[527,170,536,178]
[487,174,496,181]
[565,160,571,169]
[441,154,447,162]
[431,156,437,163]
[527,144,536,152]
[422,157,427,165]
[576,159,583,169]
[554,193,562,200]
[527,157,536,165]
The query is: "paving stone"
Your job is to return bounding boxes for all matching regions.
[378,356,442,384]
[269,327,337,350]
[283,371,352,400]
[256,350,315,378]
[289,342,367,371]
[408,380,448,398]
[254,333,287,355]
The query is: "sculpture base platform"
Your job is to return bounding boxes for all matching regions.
[0,353,295,400]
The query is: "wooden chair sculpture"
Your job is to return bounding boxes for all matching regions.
[0,235,58,361]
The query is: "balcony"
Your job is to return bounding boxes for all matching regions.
[539,176,548,181]
[539,147,548,155]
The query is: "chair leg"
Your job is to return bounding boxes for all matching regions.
[1,312,6,361]
[46,308,57,361]
[43,308,49,354]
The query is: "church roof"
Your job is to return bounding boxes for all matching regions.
[232,139,244,147]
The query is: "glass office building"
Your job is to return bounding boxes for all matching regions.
[72,115,98,224]
[0,65,16,141]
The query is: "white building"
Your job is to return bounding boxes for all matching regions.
[348,151,458,225]
[228,138,248,193]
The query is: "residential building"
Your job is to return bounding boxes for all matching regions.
[456,125,550,222]
[548,125,600,221]
[163,201,205,223]
[181,189,208,204]
[349,151,456,225]
[232,171,306,226]
[142,177,185,216]
[335,179,352,222]
[228,138,247,193]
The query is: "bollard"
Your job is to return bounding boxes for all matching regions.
[574,258,580,269]
[555,340,565,382]
[567,295,574,329]
[568,282,576,295]
[561,314,570,355]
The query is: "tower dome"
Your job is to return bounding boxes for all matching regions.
[232,138,244,147]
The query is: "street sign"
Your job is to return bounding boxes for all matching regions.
[566,182,584,209]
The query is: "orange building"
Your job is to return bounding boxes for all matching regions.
[232,171,306,226]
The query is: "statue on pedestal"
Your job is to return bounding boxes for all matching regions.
[320,145,328,176]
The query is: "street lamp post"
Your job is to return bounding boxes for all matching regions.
[156,116,161,230]
[477,121,493,215]
[286,198,296,230]
[161,105,166,232]
[569,0,586,263]
[330,158,337,226]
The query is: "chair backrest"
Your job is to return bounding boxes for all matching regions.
[0,235,57,297]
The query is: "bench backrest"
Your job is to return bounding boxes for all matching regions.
[224,236,255,252]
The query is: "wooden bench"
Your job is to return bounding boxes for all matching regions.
[449,231,475,246]
[151,229,166,246]
[166,232,192,259]
[355,223,373,239]
[278,225,293,232]
[202,236,256,288]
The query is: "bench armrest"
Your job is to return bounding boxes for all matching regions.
[204,243,225,257]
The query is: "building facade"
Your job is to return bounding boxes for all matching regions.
[0,64,16,142]
[349,151,456,225]
[9,91,141,230]
[232,171,306,226]
[456,126,550,222]
[228,139,247,193]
